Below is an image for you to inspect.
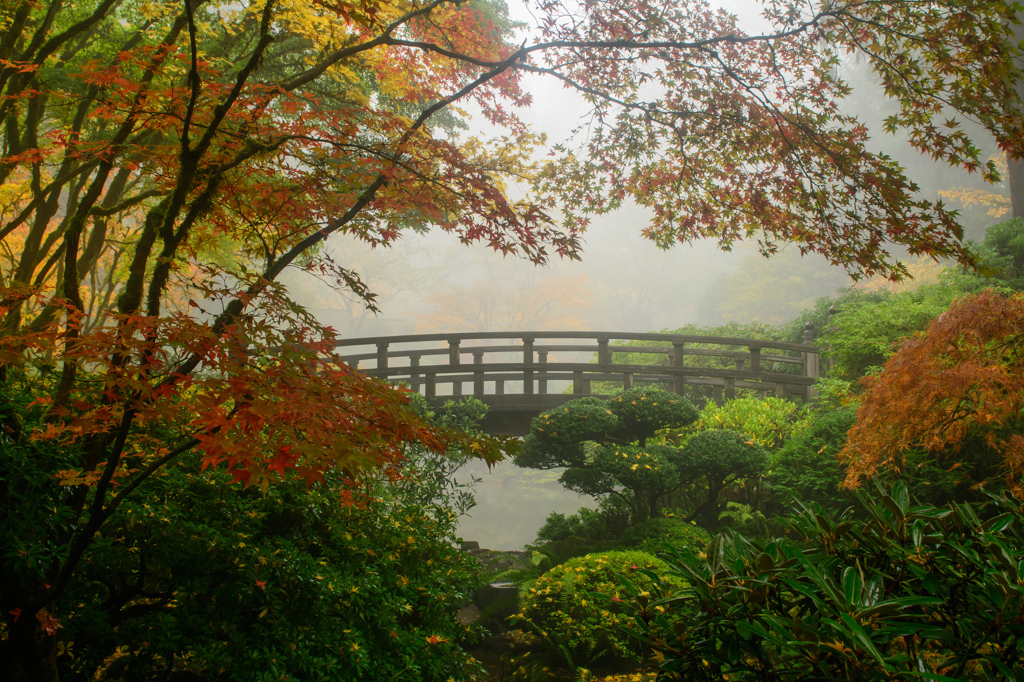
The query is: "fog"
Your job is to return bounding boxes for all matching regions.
[282,0,1008,550]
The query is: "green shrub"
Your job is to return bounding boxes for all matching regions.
[674,395,808,449]
[680,429,769,529]
[769,406,858,516]
[518,390,699,524]
[606,388,700,444]
[824,286,958,381]
[535,499,632,545]
[513,550,682,667]
[629,482,1024,680]
[56,461,484,682]
[620,517,711,556]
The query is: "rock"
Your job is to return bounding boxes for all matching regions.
[463,547,529,576]
[476,581,518,623]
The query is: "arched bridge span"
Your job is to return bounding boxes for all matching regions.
[336,331,821,435]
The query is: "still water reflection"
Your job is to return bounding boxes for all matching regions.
[454,460,597,551]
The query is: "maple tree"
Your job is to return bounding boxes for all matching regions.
[840,291,1024,490]
[4,0,1024,680]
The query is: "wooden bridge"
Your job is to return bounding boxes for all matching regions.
[336,331,821,435]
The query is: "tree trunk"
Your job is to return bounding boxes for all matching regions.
[1009,16,1024,219]
[1,616,57,682]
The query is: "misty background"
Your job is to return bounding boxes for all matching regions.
[280,1,1008,549]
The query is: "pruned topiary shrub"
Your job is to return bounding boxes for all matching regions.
[681,429,769,529]
[511,550,683,668]
[620,517,711,556]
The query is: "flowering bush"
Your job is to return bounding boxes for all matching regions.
[512,550,683,667]
[671,395,808,449]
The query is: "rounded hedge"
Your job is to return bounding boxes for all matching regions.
[682,428,769,480]
[515,550,682,665]
[608,388,699,443]
[530,397,617,444]
[620,517,711,556]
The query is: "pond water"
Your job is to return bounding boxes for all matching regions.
[455,460,597,551]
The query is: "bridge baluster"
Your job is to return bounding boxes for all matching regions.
[573,370,589,396]
[473,351,485,397]
[409,353,421,393]
[597,336,610,365]
[749,344,761,372]
[448,339,461,365]
[538,350,548,394]
[523,337,534,395]
[376,342,389,370]
[803,322,820,402]
[672,341,686,395]
[623,372,634,390]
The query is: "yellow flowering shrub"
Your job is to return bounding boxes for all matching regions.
[512,550,683,667]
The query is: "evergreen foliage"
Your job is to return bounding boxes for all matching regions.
[517,389,700,523]
[513,550,683,667]
[628,483,1024,681]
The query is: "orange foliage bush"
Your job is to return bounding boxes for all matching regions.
[841,290,1024,490]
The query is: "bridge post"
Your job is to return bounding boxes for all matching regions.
[538,350,548,394]
[803,322,820,402]
[573,370,588,396]
[409,353,421,393]
[523,336,534,395]
[473,350,484,397]
[597,336,610,364]
[748,344,762,372]
[448,339,463,398]
[623,372,634,390]
[376,342,389,370]
[672,341,686,395]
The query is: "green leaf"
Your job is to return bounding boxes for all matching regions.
[842,567,862,606]
[882,495,905,525]
[837,613,891,670]
[893,480,910,514]
[906,672,969,682]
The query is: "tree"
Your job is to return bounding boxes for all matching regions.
[840,291,1024,490]
[678,429,769,529]
[518,389,770,529]
[5,1,1024,680]
[518,388,699,523]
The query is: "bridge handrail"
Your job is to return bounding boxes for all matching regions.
[334,330,818,354]
[339,344,805,367]
[360,362,816,384]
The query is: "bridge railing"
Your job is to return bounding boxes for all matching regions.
[335,331,821,406]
